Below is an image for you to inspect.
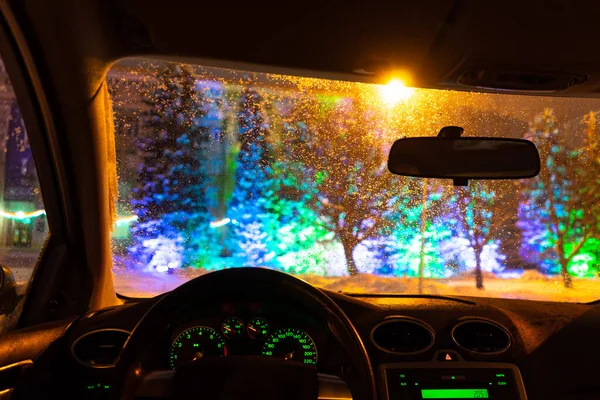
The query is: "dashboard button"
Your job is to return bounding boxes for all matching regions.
[438,351,459,361]
[442,375,465,380]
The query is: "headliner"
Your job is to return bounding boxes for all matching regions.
[107,0,600,97]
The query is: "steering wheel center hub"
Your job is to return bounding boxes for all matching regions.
[173,356,318,400]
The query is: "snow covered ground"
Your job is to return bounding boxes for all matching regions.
[112,267,600,303]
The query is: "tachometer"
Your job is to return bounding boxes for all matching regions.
[261,328,317,365]
[169,326,227,369]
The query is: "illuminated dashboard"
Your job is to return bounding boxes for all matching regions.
[66,287,597,400]
[168,318,318,369]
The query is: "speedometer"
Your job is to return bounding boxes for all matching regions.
[261,328,317,365]
[169,326,227,369]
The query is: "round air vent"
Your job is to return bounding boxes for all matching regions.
[71,329,130,368]
[371,318,435,354]
[452,319,511,354]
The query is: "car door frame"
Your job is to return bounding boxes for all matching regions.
[0,1,94,329]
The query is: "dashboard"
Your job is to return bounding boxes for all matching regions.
[79,293,355,387]
[5,289,600,400]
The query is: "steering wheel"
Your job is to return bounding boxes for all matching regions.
[111,268,376,400]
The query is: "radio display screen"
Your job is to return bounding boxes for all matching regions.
[421,389,489,398]
[385,368,522,400]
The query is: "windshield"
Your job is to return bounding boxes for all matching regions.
[108,58,600,302]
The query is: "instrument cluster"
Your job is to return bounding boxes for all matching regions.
[168,315,319,369]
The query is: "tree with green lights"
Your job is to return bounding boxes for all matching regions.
[130,64,213,271]
[284,96,405,275]
[372,180,451,283]
[577,111,600,276]
[271,118,332,274]
[518,109,597,288]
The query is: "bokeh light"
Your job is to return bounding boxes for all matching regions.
[379,79,415,105]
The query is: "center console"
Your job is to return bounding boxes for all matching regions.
[380,362,527,399]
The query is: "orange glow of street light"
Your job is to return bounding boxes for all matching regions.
[379,79,415,105]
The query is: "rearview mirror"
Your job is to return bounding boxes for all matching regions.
[388,136,540,184]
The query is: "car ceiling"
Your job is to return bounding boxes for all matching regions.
[111,0,600,96]
[8,0,600,97]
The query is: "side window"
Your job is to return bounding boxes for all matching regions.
[0,58,49,333]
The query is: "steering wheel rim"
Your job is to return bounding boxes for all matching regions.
[111,268,376,400]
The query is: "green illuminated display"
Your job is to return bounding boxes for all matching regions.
[247,317,270,340]
[421,389,489,399]
[221,317,244,339]
[85,383,110,390]
[261,328,318,365]
[169,326,227,369]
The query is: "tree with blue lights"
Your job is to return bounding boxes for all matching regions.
[129,64,213,272]
[226,89,278,266]
[518,109,596,288]
[451,181,513,289]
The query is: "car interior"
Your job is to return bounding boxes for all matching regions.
[0,1,600,400]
